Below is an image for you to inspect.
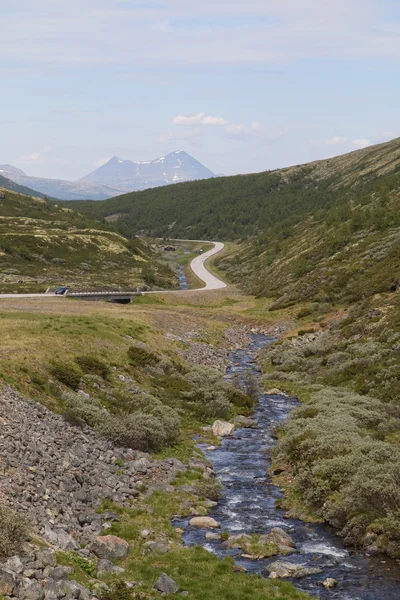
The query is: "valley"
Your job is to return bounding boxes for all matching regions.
[0,138,400,600]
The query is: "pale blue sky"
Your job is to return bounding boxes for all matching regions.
[1,0,400,179]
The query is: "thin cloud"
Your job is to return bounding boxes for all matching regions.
[352,138,372,149]
[326,136,347,145]
[173,113,228,126]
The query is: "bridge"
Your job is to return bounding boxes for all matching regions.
[64,290,143,303]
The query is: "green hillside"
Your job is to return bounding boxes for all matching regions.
[0,187,175,292]
[63,137,400,240]
[218,167,400,306]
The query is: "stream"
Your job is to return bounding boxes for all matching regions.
[175,334,400,599]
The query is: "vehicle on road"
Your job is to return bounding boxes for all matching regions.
[54,286,69,295]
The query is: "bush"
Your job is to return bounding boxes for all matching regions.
[62,390,180,452]
[127,345,159,368]
[62,391,107,428]
[194,479,223,501]
[99,405,180,452]
[232,369,260,402]
[100,581,133,600]
[74,355,110,380]
[50,362,82,390]
[0,504,29,558]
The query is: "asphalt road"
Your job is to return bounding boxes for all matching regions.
[188,241,227,290]
[0,241,227,298]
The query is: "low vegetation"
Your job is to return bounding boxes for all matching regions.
[0,187,176,292]
[0,504,29,558]
[262,293,400,556]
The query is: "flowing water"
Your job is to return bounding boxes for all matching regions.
[177,266,189,290]
[175,334,400,599]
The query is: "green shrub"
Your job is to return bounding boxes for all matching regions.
[194,479,223,501]
[0,504,29,558]
[62,391,107,428]
[100,581,133,600]
[99,405,180,452]
[127,345,159,368]
[50,362,82,390]
[74,355,110,380]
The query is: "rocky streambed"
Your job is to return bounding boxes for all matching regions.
[175,334,400,600]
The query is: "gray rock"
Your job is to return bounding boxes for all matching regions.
[321,578,338,589]
[233,416,258,428]
[18,580,45,600]
[4,555,24,574]
[144,541,169,554]
[154,573,179,595]
[44,525,79,551]
[0,568,16,595]
[269,528,296,547]
[97,559,124,576]
[266,561,322,579]
[88,535,130,560]
[49,566,74,580]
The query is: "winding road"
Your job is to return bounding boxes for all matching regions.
[0,241,227,299]
[188,241,227,290]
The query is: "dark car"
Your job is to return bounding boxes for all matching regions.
[55,286,69,296]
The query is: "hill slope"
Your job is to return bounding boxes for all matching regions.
[0,187,174,292]
[64,137,400,240]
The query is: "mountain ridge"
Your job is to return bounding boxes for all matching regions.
[80,150,215,190]
[0,150,214,201]
[61,136,400,240]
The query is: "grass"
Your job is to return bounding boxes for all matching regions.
[92,491,311,600]
[0,291,312,598]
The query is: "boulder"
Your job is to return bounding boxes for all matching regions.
[153,573,179,595]
[4,555,24,574]
[49,566,74,580]
[0,568,16,596]
[233,416,258,428]
[88,535,130,560]
[18,579,45,600]
[205,532,221,541]
[97,559,125,576]
[321,578,338,589]
[268,527,297,549]
[266,388,287,396]
[266,561,322,579]
[44,525,79,551]
[212,420,235,437]
[144,541,169,553]
[189,516,221,529]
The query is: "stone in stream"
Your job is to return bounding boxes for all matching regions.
[268,527,297,550]
[189,516,221,529]
[212,420,235,437]
[153,573,179,595]
[233,415,258,428]
[205,532,221,541]
[266,388,287,396]
[266,561,322,579]
[321,577,338,589]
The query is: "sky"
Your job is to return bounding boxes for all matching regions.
[1,0,400,180]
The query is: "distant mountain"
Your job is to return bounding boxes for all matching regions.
[80,150,215,191]
[0,166,125,201]
[0,172,52,199]
[0,151,215,201]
